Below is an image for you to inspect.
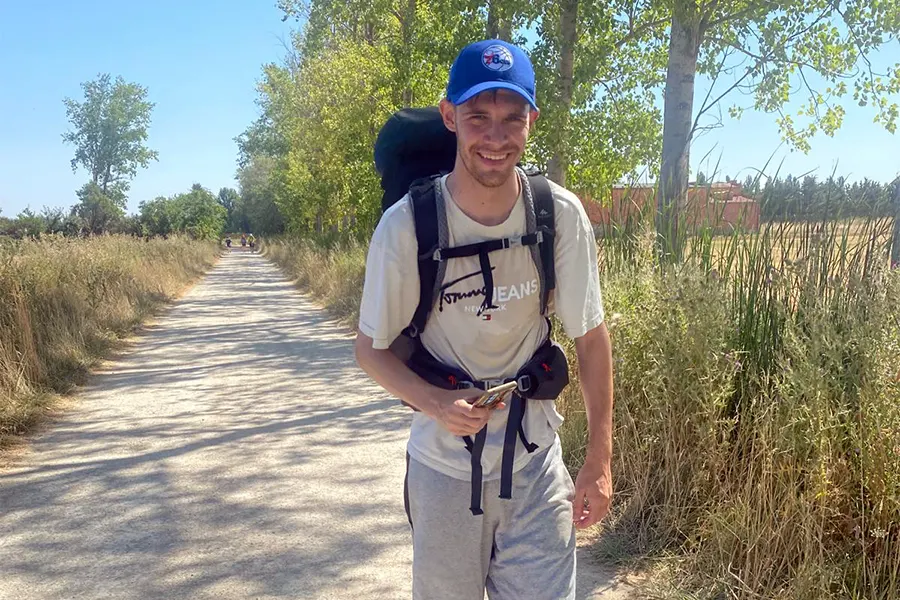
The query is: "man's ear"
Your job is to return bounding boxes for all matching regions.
[439,98,457,133]
[529,108,540,125]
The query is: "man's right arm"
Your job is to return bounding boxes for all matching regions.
[354,333,440,415]
[354,332,495,437]
[356,203,495,436]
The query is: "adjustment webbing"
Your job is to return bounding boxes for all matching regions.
[501,393,530,499]
[464,392,540,515]
[478,250,499,315]
[434,233,541,261]
[468,427,488,515]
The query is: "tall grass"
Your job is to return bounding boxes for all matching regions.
[589,210,899,599]
[264,236,368,326]
[0,235,218,445]
[265,202,899,599]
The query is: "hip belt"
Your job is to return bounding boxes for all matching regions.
[408,337,570,515]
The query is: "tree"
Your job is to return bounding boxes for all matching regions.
[534,0,667,188]
[238,156,284,235]
[250,38,403,232]
[262,0,664,230]
[138,196,177,236]
[170,184,227,240]
[13,208,46,238]
[217,187,248,233]
[62,74,158,197]
[892,177,900,269]
[655,1,900,250]
[71,182,125,234]
[41,207,68,234]
[486,0,515,39]
[118,215,143,236]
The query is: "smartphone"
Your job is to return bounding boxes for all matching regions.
[473,381,518,409]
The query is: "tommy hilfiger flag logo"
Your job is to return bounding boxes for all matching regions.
[481,314,492,321]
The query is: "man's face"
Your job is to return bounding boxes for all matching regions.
[440,90,538,188]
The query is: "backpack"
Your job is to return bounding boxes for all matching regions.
[373,106,557,347]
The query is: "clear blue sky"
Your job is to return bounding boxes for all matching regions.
[689,46,900,187]
[0,0,293,216]
[1,2,898,217]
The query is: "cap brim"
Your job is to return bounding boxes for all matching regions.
[452,81,538,110]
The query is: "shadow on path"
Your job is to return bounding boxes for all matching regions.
[0,251,629,599]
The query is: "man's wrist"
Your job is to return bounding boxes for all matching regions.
[585,438,612,464]
[401,383,442,418]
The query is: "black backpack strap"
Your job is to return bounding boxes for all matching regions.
[527,173,556,316]
[407,177,441,337]
[433,234,542,260]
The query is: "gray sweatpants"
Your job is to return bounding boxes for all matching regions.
[405,437,576,600]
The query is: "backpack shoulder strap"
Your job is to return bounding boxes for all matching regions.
[406,176,442,337]
[526,173,556,316]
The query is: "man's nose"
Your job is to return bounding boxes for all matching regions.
[484,119,507,144]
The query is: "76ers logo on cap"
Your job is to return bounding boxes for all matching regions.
[482,45,513,72]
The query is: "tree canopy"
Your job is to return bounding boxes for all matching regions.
[62,74,158,197]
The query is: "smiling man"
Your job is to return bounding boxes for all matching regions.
[355,39,614,600]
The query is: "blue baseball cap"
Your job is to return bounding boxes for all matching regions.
[446,39,538,110]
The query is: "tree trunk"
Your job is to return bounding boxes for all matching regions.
[400,0,417,106]
[487,1,499,38]
[486,0,512,40]
[657,7,701,258]
[891,178,900,269]
[547,0,578,187]
[102,165,111,194]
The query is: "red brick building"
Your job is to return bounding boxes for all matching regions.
[581,182,761,233]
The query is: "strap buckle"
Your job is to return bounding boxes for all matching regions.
[516,375,533,393]
[483,379,505,390]
[432,248,443,261]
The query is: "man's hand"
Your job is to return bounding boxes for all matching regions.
[428,388,504,437]
[572,323,614,530]
[573,455,612,529]
[354,333,503,436]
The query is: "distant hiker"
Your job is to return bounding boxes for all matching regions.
[248,233,256,249]
[240,234,247,247]
[356,39,614,599]
[225,235,232,248]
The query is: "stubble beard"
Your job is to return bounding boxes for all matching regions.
[458,146,518,189]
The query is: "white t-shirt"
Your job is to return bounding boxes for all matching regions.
[359,172,604,481]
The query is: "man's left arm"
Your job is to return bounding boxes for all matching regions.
[548,187,614,529]
[572,321,614,529]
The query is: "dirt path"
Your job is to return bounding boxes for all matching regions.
[0,250,631,599]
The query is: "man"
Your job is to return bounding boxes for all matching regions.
[355,39,613,600]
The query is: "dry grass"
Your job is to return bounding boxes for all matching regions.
[0,234,218,446]
[591,218,900,600]
[263,237,367,327]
